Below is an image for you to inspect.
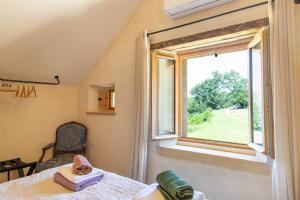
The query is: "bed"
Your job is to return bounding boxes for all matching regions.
[0,164,205,200]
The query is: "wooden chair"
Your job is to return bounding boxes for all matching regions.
[35,121,87,173]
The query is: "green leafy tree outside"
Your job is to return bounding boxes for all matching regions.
[188,70,248,116]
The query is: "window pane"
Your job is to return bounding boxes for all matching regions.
[110,91,115,108]
[251,42,264,145]
[183,50,249,144]
[157,57,175,135]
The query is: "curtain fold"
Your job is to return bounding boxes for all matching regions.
[131,31,151,183]
[269,0,300,199]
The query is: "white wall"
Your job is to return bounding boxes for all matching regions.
[0,85,79,183]
[0,0,140,85]
[79,0,273,199]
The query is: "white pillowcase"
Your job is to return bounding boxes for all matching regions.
[133,183,206,200]
[133,183,165,200]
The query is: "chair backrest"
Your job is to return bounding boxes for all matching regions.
[54,121,87,156]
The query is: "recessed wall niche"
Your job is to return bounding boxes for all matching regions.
[87,84,116,114]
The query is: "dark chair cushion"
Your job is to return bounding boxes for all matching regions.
[35,154,74,173]
[55,123,87,152]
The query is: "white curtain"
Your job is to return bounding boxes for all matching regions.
[269,0,300,199]
[131,31,151,183]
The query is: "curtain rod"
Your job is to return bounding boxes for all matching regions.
[147,1,269,37]
[0,75,60,85]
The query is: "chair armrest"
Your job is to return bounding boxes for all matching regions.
[38,143,55,163]
[43,143,55,151]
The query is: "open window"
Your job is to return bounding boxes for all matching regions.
[151,52,177,140]
[248,29,273,156]
[151,28,273,157]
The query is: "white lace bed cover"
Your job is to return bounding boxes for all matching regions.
[0,164,146,200]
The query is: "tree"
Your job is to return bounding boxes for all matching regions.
[228,78,248,108]
[188,70,248,114]
[224,71,248,108]
[253,103,262,131]
[190,71,227,112]
[187,97,206,114]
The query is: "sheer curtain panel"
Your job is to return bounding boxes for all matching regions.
[269,0,300,199]
[131,31,151,183]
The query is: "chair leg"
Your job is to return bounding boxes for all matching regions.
[7,171,10,181]
[26,163,37,175]
[17,168,25,178]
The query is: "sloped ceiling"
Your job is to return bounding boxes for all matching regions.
[0,0,141,85]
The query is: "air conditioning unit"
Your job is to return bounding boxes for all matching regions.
[164,0,236,19]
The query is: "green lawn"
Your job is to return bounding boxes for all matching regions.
[187,109,249,144]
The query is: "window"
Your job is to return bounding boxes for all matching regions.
[109,90,116,110]
[86,84,116,114]
[183,50,250,144]
[152,52,176,138]
[151,29,273,156]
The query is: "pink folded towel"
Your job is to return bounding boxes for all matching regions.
[72,155,92,175]
[54,172,103,192]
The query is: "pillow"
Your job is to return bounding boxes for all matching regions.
[133,183,164,200]
[133,183,206,200]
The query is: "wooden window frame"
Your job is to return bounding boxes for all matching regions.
[151,30,274,157]
[176,40,254,152]
[151,51,178,140]
[247,29,274,157]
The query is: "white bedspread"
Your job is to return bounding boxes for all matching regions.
[0,164,146,200]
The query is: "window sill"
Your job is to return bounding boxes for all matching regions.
[159,142,270,165]
[178,137,254,155]
[152,134,178,141]
[86,110,116,115]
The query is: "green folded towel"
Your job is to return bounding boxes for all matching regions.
[156,170,194,200]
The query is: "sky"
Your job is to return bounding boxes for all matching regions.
[186,50,249,95]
